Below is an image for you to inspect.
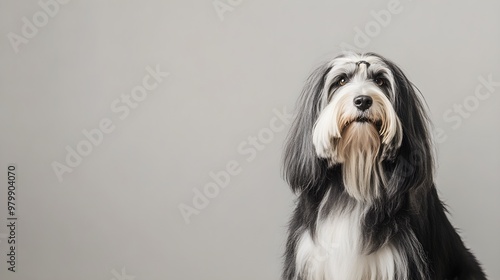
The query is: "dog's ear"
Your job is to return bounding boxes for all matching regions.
[382,58,435,193]
[283,63,331,193]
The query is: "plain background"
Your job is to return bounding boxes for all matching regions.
[1,1,499,279]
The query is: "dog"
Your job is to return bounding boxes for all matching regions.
[282,52,486,280]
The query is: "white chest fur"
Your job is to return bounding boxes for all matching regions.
[294,203,408,280]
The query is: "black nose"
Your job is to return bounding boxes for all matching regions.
[353,95,373,111]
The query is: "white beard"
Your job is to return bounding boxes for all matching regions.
[337,122,385,202]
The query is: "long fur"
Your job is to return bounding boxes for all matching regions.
[282,52,486,280]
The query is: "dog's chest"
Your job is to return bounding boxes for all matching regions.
[294,205,406,280]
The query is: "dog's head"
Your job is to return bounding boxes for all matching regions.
[283,52,434,199]
[312,53,403,165]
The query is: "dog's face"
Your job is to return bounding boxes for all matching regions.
[283,52,433,197]
[312,53,403,166]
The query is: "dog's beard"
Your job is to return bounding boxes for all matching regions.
[335,122,385,201]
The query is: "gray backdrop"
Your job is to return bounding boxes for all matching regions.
[1,1,499,279]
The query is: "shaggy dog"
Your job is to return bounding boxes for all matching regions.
[282,52,486,280]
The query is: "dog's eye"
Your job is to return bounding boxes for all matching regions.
[338,78,348,86]
[374,78,385,86]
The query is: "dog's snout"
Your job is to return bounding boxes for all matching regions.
[353,95,373,111]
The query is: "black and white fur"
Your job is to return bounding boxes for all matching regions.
[282,52,486,280]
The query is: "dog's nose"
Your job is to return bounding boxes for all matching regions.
[353,95,373,111]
